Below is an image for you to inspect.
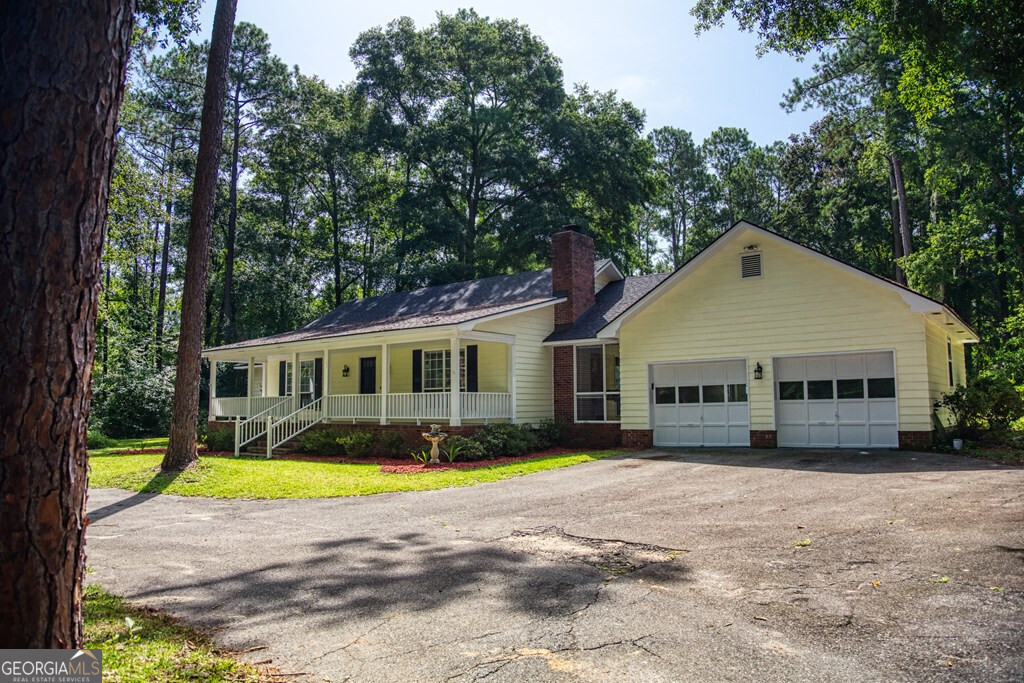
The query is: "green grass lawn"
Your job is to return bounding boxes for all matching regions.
[88,438,622,499]
[84,584,262,682]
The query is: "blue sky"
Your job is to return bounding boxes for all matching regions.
[197,0,822,146]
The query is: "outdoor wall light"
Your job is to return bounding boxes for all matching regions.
[754,362,763,380]
[342,365,350,377]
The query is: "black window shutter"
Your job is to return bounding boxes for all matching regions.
[279,361,287,396]
[412,349,422,393]
[314,357,323,399]
[466,345,478,392]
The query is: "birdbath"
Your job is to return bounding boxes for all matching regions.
[422,424,448,464]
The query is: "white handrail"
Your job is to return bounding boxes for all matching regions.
[233,396,293,456]
[266,397,324,458]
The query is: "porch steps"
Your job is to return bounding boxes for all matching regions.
[242,436,302,458]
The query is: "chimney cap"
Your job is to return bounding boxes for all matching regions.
[560,223,582,233]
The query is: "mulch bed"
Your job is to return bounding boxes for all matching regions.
[202,446,583,473]
[112,446,590,473]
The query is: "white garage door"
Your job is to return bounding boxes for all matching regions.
[652,360,749,447]
[775,352,898,448]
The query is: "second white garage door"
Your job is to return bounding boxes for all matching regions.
[652,360,749,447]
[774,351,898,448]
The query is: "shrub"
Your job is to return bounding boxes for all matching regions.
[90,362,174,438]
[472,423,542,457]
[442,435,487,461]
[87,430,114,450]
[337,430,377,458]
[379,430,406,457]
[936,374,1024,440]
[534,419,566,448]
[299,429,344,456]
[205,428,234,453]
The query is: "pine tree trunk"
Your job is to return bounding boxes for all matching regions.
[163,0,237,472]
[888,156,907,285]
[220,97,242,343]
[155,134,176,368]
[0,0,135,647]
[890,153,913,260]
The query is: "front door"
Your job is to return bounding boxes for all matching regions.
[359,357,376,395]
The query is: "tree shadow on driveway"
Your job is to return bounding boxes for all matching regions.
[87,469,184,523]
[125,530,690,636]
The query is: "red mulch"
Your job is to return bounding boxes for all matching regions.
[204,446,583,473]
[120,446,589,473]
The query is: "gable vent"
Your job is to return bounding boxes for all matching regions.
[740,252,762,278]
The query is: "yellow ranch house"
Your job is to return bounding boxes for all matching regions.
[203,221,977,456]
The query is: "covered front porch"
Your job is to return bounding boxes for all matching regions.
[207,329,516,427]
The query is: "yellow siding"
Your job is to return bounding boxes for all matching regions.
[329,342,508,394]
[475,307,555,423]
[618,226,933,432]
[925,320,967,426]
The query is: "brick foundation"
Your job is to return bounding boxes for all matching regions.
[621,429,653,449]
[898,430,933,450]
[563,423,622,449]
[749,430,778,448]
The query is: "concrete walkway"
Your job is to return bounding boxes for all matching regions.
[86,449,1024,681]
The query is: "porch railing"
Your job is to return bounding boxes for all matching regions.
[266,397,324,458]
[212,395,290,419]
[232,396,293,457]
[387,392,450,420]
[325,393,381,420]
[461,392,513,419]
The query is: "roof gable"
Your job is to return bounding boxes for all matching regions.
[598,221,978,341]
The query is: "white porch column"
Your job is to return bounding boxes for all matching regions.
[450,334,461,426]
[262,360,267,396]
[209,360,217,417]
[509,340,517,422]
[291,351,300,410]
[380,343,389,425]
[247,355,255,417]
[322,349,329,414]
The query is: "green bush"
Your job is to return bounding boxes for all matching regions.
[534,419,565,448]
[337,430,377,458]
[442,435,487,461]
[379,430,406,457]
[472,423,542,457]
[299,429,344,456]
[90,362,174,438]
[936,374,1024,440]
[87,430,114,450]
[205,428,234,452]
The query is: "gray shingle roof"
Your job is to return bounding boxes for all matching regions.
[207,262,605,352]
[544,272,671,342]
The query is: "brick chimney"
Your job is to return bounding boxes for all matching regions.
[552,225,595,330]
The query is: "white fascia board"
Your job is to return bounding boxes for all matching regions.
[202,324,461,360]
[542,337,617,347]
[595,260,625,282]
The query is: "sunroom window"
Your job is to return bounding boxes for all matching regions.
[575,344,620,422]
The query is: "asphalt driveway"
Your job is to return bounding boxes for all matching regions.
[86,450,1024,682]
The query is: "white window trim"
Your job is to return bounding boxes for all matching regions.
[574,343,621,423]
[423,348,466,392]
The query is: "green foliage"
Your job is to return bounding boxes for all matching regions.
[410,450,431,465]
[204,428,234,453]
[442,435,487,462]
[87,431,115,450]
[936,375,1024,440]
[336,430,377,458]
[90,361,175,438]
[378,430,406,457]
[472,424,543,457]
[299,429,344,456]
[534,419,565,449]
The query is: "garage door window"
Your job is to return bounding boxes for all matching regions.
[575,344,620,422]
[807,380,833,400]
[779,381,804,400]
[678,385,700,403]
[728,384,747,402]
[867,377,895,398]
[836,379,864,399]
